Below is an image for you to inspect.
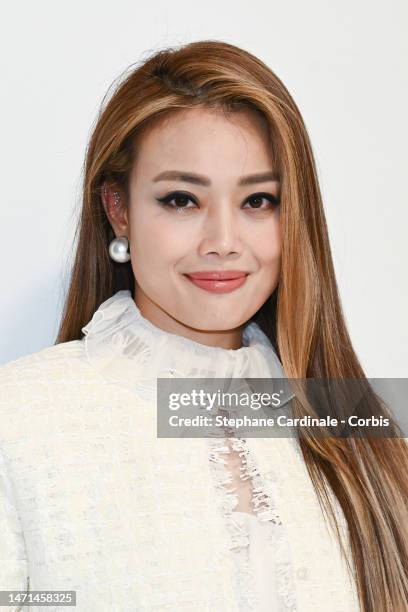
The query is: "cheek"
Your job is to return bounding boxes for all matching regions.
[128,212,186,275]
[252,220,281,265]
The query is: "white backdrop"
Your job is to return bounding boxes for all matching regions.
[0,0,407,376]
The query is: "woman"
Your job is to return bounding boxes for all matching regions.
[0,40,407,611]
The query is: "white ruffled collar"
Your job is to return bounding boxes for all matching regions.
[81,289,289,399]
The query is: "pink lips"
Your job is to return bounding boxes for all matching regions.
[184,270,249,294]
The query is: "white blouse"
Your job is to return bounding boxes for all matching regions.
[218,436,297,611]
[232,511,292,611]
[81,289,298,607]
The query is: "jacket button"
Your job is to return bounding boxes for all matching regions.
[296,566,308,580]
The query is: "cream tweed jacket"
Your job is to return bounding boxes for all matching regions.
[0,290,361,611]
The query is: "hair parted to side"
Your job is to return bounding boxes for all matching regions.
[56,40,408,610]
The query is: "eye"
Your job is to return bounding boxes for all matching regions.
[156,191,197,212]
[243,192,280,210]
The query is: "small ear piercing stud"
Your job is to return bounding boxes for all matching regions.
[102,185,121,208]
[112,191,121,207]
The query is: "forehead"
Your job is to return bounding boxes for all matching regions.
[131,107,274,180]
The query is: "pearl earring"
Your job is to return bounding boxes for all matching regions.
[109,236,131,263]
[107,191,131,263]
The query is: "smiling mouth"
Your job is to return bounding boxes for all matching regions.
[183,273,249,294]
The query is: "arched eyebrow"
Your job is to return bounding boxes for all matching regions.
[152,170,280,186]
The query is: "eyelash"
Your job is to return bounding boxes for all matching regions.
[155,191,280,213]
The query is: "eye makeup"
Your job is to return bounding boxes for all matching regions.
[155,190,280,213]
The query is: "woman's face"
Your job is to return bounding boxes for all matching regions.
[103,107,281,349]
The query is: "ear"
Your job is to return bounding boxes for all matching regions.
[101,182,129,237]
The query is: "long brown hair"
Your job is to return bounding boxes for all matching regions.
[56,40,408,610]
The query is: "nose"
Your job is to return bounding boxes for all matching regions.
[198,202,243,258]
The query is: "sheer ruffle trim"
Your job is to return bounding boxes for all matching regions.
[81,290,292,400]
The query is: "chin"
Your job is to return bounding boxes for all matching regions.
[188,314,244,331]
